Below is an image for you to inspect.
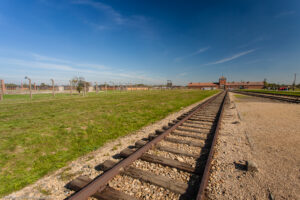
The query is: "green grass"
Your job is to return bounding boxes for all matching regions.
[234,94,248,98]
[239,89,300,96]
[1,92,87,103]
[0,89,218,196]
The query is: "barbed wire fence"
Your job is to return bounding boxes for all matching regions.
[0,77,182,101]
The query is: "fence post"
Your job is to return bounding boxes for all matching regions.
[95,82,98,93]
[0,79,4,101]
[70,80,72,95]
[51,79,55,97]
[85,82,87,95]
[29,79,32,100]
[83,82,86,96]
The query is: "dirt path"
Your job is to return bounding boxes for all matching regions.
[207,92,300,199]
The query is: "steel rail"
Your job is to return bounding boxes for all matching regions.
[196,91,228,200]
[233,91,300,104]
[68,91,225,200]
[236,90,300,98]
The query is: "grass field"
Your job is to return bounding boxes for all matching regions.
[239,89,300,96]
[0,89,218,196]
[234,94,248,98]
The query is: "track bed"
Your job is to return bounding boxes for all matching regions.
[66,92,227,200]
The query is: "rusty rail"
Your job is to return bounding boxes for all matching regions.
[68,91,225,200]
[196,91,228,199]
[233,90,300,104]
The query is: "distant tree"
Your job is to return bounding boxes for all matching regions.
[263,78,268,89]
[23,83,29,88]
[72,77,85,93]
[5,83,17,87]
[72,77,90,93]
[39,83,50,89]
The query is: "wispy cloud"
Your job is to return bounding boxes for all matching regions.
[31,53,70,63]
[73,0,124,24]
[72,0,148,29]
[0,53,166,84]
[174,47,210,62]
[31,53,108,70]
[177,72,187,76]
[0,57,80,72]
[206,49,256,65]
[238,36,266,49]
[275,11,296,18]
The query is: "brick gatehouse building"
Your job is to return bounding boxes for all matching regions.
[188,76,264,90]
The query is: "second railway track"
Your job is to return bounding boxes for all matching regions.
[233,90,300,104]
[66,91,228,200]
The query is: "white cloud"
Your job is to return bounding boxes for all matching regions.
[177,72,187,76]
[0,55,165,84]
[72,0,147,28]
[31,53,108,70]
[206,49,256,65]
[174,47,210,62]
[73,0,124,24]
[31,53,70,63]
[238,36,266,49]
[275,11,296,18]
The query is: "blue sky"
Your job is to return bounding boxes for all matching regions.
[0,0,299,85]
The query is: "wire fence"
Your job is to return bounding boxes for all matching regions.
[0,78,186,101]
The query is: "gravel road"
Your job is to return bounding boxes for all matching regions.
[206,92,300,200]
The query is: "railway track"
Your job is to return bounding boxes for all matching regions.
[65,91,228,200]
[233,90,300,104]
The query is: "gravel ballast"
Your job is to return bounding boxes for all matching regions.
[206,92,300,199]
[2,93,220,200]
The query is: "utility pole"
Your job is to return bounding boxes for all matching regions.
[50,79,55,97]
[292,73,296,91]
[105,82,107,94]
[25,76,32,100]
[70,80,72,95]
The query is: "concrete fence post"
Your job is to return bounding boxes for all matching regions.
[0,79,4,101]
[29,79,32,100]
[70,80,72,95]
[85,82,87,96]
[95,82,98,93]
[24,76,32,100]
[51,79,55,97]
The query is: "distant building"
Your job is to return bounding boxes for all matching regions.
[126,87,149,91]
[187,82,218,90]
[57,86,64,92]
[188,76,264,90]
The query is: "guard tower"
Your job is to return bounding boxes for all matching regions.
[219,76,226,89]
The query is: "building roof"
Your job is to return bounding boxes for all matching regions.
[226,81,264,86]
[188,82,218,87]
